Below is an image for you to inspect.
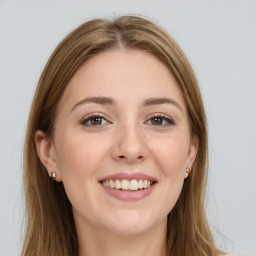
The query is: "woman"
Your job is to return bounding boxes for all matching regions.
[22,15,226,256]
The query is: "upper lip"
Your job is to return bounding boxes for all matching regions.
[99,172,157,182]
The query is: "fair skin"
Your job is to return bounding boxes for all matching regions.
[35,49,198,256]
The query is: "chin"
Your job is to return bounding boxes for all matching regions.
[102,210,163,236]
[106,223,152,236]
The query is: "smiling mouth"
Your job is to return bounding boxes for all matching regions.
[100,179,156,191]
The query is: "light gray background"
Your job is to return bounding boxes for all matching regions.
[0,1,255,255]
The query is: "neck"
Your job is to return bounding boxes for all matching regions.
[76,219,167,256]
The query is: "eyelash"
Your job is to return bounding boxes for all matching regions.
[80,113,175,127]
[145,114,175,127]
[80,113,109,126]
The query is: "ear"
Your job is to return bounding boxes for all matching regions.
[184,135,199,178]
[35,130,62,182]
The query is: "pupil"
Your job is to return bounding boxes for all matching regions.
[152,117,162,125]
[91,117,102,125]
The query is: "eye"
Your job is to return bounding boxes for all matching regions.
[81,114,109,126]
[146,115,175,126]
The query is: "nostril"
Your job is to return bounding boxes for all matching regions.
[118,155,144,160]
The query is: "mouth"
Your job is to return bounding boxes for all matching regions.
[100,179,156,191]
[99,173,157,201]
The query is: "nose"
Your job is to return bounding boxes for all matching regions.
[111,123,148,164]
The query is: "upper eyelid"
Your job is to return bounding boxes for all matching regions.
[145,113,174,121]
[80,114,111,127]
[144,114,176,127]
[80,113,110,123]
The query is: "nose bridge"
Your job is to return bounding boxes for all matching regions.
[113,118,148,163]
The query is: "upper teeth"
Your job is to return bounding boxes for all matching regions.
[102,179,152,191]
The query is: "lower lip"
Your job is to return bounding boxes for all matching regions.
[101,184,156,201]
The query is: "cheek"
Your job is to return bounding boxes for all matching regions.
[54,135,107,203]
[54,134,107,208]
[150,137,189,215]
[57,141,92,177]
[151,135,190,177]
[55,132,107,176]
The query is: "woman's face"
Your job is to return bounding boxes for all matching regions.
[37,50,198,236]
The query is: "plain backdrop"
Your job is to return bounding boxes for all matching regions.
[0,1,255,255]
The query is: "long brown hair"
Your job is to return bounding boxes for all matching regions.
[22,15,221,256]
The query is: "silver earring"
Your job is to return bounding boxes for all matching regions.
[50,172,56,181]
[186,168,192,175]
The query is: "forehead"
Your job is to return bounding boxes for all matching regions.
[59,49,186,110]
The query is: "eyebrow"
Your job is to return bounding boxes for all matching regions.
[71,97,116,111]
[144,97,183,112]
[71,96,182,112]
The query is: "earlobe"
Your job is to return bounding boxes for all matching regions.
[184,136,199,178]
[35,130,62,182]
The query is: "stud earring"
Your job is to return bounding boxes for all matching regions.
[186,168,192,175]
[50,172,56,181]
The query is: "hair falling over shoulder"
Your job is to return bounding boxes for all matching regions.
[22,15,223,256]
